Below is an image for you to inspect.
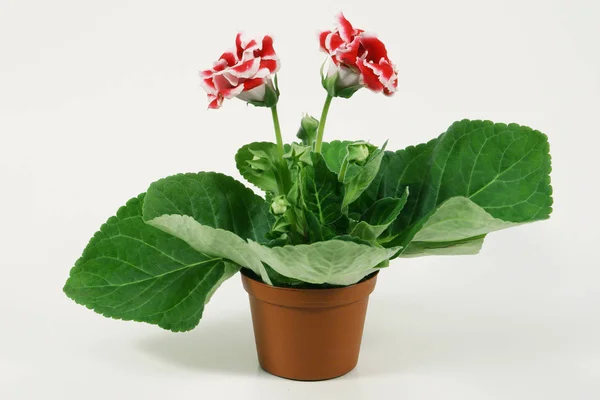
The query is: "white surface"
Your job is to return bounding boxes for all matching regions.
[1,0,599,398]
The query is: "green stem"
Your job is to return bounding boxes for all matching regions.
[338,158,349,183]
[270,105,284,158]
[314,94,333,153]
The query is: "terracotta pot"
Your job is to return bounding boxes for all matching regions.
[241,271,378,381]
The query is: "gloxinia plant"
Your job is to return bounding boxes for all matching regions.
[63,13,553,332]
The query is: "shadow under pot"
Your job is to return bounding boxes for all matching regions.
[241,270,378,381]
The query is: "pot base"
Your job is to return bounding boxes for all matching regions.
[242,272,378,381]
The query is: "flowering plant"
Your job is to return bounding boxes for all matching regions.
[63,14,553,332]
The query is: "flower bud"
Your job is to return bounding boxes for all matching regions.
[296,114,319,146]
[347,143,370,165]
[271,195,290,215]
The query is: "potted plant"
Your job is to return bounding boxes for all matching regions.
[63,13,553,381]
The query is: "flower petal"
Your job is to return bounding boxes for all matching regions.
[200,69,214,78]
[219,51,237,66]
[336,12,355,43]
[212,73,234,91]
[220,85,245,99]
[229,58,261,78]
[319,31,331,52]
[259,35,276,58]
[237,84,267,103]
[359,33,389,64]
[356,58,384,92]
[212,58,229,72]
[207,94,222,109]
[337,36,361,66]
[337,65,361,87]
[243,77,266,91]
[235,33,244,59]
[222,71,239,86]
[200,77,217,93]
[201,33,279,108]
[326,32,345,53]
[259,58,279,74]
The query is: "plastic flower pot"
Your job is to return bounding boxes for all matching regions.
[241,270,378,381]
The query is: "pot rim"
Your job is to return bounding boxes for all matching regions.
[241,269,379,308]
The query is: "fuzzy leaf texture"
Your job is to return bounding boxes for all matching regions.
[63,195,239,332]
[356,120,553,256]
[350,189,409,243]
[143,172,274,283]
[247,240,401,285]
[301,153,346,241]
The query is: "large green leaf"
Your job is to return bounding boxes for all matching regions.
[411,196,516,242]
[143,172,274,284]
[401,236,485,257]
[143,172,273,243]
[398,196,517,257]
[63,194,238,332]
[301,153,345,227]
[350,189,409,243]
[247,239,400,286]
[304,209,336,242]
[418,120,553,223]
[146,215,272,285]
[358,120,552,256]
[353,138,437,238]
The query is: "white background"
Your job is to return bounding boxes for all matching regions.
[1,0,599,398]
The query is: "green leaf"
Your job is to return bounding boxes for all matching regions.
[400,235,485,258]
[352,138,437,236]
[357,120,552,258]
[402,121,552,252]
[396,195,519,257]
[143,172,273,243]
[342,144,386,210]
[146,214,271,285]
[418,120,553,223]
[350,190,409,242]
[63,194,238,332]
[411,196,517,243]
[305,209,336,242]
[247,239,400,286]
[235,142,280,193]
[320,140,353,173]
[143,172,274,284]
[301,153,345,227]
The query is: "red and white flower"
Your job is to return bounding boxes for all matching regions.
[200,34,280,109]
[319,13,398,96]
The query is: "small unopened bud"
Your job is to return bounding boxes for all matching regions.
[297,114,319,146]
[271,195,290,215]
[347,143,370,165]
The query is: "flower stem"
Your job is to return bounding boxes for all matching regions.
[270,105,284,158]
[314,94,333,153]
